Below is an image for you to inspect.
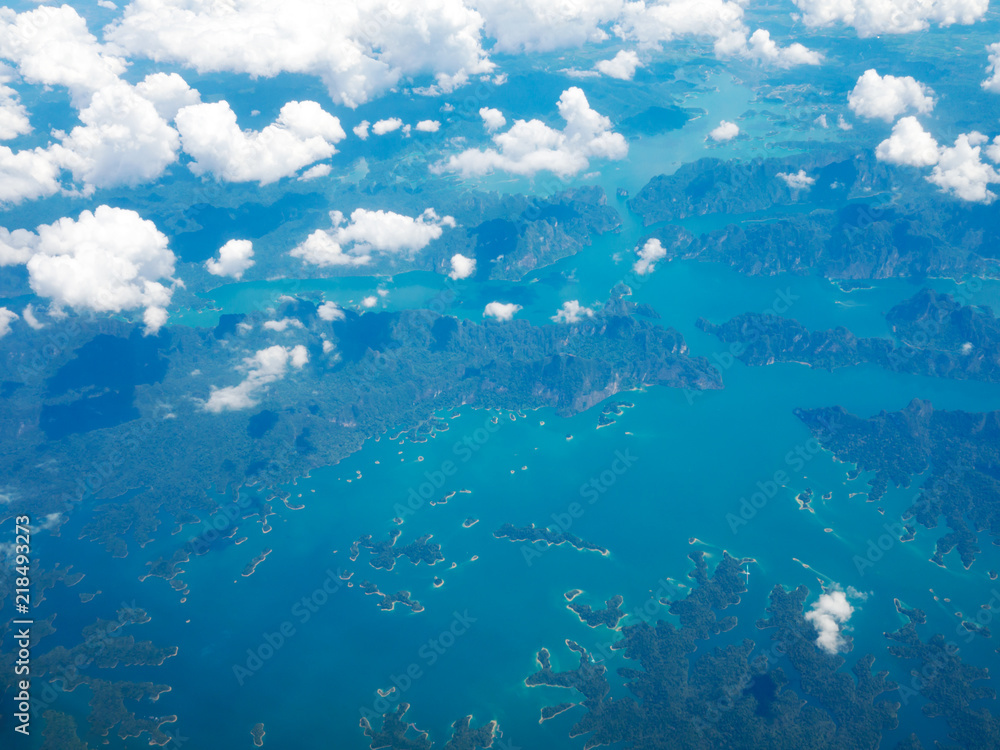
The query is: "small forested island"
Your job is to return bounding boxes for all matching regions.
[351,530,444,571]
[493,523,608,555]
[567,594,625,629]
[360,704,498,750]
[597,400,634,428]
[241,548,272,577]
[358,581,424,613]
[251,722,265,747]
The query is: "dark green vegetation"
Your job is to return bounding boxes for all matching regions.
[458,186,621,281]
[699,289,1000,382]
[797,400,1000,569]
[358,581,423,613]
[0,605,177,745]
[0,289,718,564]
[351,530,445,571]
[568,594,626,629]
[888,607,1000,746]
[525,553,1000,749]
[360,704,497,749]
[598,399,634,428]
[630,155,1000,281]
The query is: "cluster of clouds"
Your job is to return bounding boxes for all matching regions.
[879,123,1000,202]
[614,0,822,68]
[176,100,345,185]
[2,1,994,208]
[439,87,628,178]
[291,208,455,268]
[852,69,1000,203]
[100,0,829,112]
[204,344,309,413]
[0,205,177,334]
[353,118,441,139]
[1,2,998,337]
[0,5,351,204]
[105,0,494,108]
[0,202,458,332]
[791,0,988,37]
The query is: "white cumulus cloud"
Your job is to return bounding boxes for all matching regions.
[0,5,126,105]
[175,100,345,184]
[479,107,506,132]
[0,67,29,141]
[373,117,404,135]
[804,589,854,654]
[983,42,1000,93]
[595,50,642,80]
[441,87,627,178]
[483,301,521,320]
[416,119,441,132]
[21,303,42,330]
[875,116,941,167]
[449,253,477,280]
[552,300,594,323]
[0,146,63,205]
[848,69,935,122]
[134,71,201,120]
[262,317,304,332]
[615,0,820,68]
[777,169,815,189]
[55,80,182,189]
[744,29,821,66]
[0,306,17,338]
[928,132,1000,203]
[791,0,987,37]
[876,120,1000,203]
[0,226,36,266]
[106,0,494,107]
[474,0,623,53]
[298,163,331,181]
[205,239,255,280]
[291,208,455,267]
[317,301,346,321]
[633,238,666,275]
[204,344,309,413]
[16,206,177,334]
[708,120,740,141]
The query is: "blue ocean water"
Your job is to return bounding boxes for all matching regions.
[19,69,1000,749]
[35,246,1000,748]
